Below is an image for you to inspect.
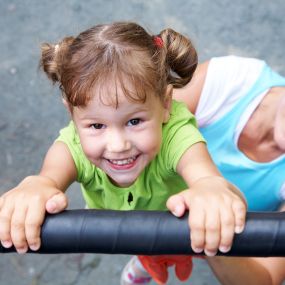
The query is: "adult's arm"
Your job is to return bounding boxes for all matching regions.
[207,255,285,285]
[206,205,285,285]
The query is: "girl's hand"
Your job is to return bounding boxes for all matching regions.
[166,176,247,256]
[0,175,68,254]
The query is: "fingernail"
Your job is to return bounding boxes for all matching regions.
[235,225,244,234]
[48,201,57,213]
[192,247,203,253]
[204,249,217,256]
[219,245,231,253]
[17,247,28,254]
[1,240,12,248]
[173,205,182,217]
[30,244,40,251]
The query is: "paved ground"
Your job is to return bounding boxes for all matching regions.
[0,0,285,284]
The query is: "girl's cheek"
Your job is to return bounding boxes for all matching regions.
[141,132,162,154]
[81,138,99,158]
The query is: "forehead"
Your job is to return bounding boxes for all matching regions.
[91,84,162,109]
[88,76,154,108]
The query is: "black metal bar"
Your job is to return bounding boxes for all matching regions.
[1,210,284,256]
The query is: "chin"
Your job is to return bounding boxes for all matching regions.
[276,139,285,151]
[113,179,136,188]
[278,143,285,152]
[275,134,285,151]
[107,172,138,187]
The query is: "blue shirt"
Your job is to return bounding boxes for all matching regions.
[200,65,285,211]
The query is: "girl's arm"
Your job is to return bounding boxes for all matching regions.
[167,142,247,256]
[0,141,77,253]
[173,61,209,114]
[40,141,77,192]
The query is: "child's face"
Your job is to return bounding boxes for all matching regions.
[71,88,171,187]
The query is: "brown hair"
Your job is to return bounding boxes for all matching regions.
[40,22,197,107]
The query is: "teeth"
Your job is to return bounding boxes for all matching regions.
[108,156,137,165]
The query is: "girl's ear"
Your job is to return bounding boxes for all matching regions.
[163,85,173,123]
[62,98,72,117]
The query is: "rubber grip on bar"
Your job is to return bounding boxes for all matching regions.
[0,210,285,256]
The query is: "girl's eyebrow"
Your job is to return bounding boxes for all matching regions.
[77,105,149,120]
[127,105,149,113]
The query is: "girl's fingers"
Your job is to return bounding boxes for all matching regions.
[166,193,187,217]
[232,200,247,234]
[25,201,47,251]
[45,193,68,214]
[10,205,28,254]
[188,202,205,253]
[218,203,235,253]
[204,207,221,256]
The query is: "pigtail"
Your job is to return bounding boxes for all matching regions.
[159,29,198,88]
[40,36,74,84]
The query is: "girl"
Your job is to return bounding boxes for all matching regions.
[0,22,246,284]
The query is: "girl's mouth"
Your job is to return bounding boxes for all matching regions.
[106,155,139,170]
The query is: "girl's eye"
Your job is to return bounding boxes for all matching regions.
[127,118,141,126]
[91,123,105,129]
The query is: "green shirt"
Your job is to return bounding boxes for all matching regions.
[57,100,205,211]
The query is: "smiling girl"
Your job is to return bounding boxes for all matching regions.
[0,22,246,285]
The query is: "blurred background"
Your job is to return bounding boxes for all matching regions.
[0,0,284,284]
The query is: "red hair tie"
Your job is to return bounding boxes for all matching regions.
[153,36,163,48]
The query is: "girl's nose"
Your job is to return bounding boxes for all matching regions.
[106,130,131,153]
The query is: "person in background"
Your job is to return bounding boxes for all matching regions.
[172,55,285,285]
[127,55,285,285]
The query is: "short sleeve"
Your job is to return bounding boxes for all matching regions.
[161,101,206,172]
